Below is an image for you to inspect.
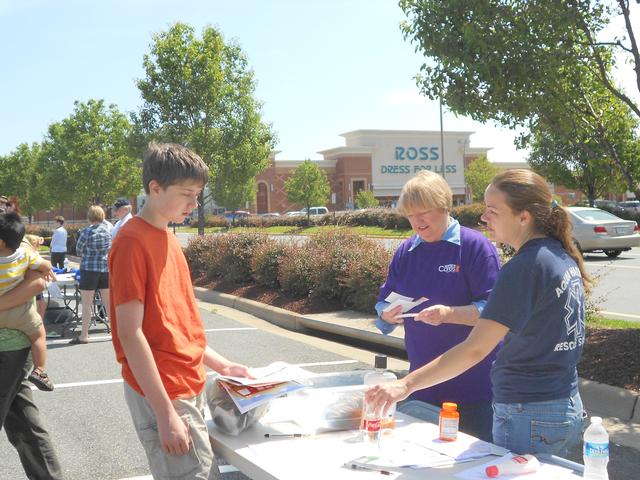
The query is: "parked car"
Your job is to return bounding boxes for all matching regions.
[567,207,640,258]
[284,211,303,217]
[224,210,251,222]
[259,212,280,218]
[300,206,329,216]
[617,200,640,213]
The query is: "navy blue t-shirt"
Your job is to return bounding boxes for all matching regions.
[482,238,585,404]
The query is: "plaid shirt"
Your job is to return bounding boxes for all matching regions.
[76,223,112,272]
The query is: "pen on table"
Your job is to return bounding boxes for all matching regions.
[264,433,310,438]
[347,463,392,475]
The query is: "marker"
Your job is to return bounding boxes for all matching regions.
[264,433,309,438]
[347,463,392,475]
[398,313,417,318]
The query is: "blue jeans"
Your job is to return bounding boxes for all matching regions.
[492,391,585,456]
[398,399,494,443]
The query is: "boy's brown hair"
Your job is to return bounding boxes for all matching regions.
[142,143,209,194]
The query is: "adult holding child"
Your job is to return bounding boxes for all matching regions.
[368,169,589,456]
[375,170,500,442]
[69,205,111,344]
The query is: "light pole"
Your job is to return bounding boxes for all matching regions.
[439,99,446,179]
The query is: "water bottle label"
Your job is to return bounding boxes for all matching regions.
[585,442,609,458]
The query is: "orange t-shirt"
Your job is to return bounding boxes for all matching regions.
[109,216,207,399]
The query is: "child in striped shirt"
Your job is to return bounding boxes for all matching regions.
[0,212,55,391]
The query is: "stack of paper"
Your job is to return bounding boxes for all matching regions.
[217,362,311,414]
[383,292,429,316]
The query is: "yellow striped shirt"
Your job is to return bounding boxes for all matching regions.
[0,247,42,295]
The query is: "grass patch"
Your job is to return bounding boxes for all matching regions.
[587,315,640,329]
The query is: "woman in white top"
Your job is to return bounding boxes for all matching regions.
[49,216,67,269]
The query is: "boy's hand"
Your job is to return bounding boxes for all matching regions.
[223,363,255,379]
[42,265,56,282]
[157,408,190,455]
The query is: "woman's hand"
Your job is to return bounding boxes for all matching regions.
[381,305,404,325]
[365,380,411,416]
[415,304,452,326]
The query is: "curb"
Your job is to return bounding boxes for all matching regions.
[193,287,639,423]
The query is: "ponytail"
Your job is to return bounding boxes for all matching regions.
[547,206,593,293]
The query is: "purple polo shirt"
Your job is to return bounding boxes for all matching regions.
[377,222,500,405]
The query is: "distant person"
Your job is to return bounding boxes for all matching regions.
[375,171,500,441]
[49,216,68,269]
[0,212,55,391]
[110,143,253,479]
[24,234,48,320]
[111,198,133,239]
[368,169,590,456]
[70,205,111,344]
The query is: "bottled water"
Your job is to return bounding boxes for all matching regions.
[583,416,609,480]
[63,258,70,272]
[362,355,397,446]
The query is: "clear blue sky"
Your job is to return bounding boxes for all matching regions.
[0,0,635,162]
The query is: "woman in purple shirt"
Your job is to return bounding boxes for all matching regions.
[376,171,500,441]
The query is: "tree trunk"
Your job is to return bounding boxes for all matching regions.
[197,191,205,236]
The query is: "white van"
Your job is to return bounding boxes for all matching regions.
[300,206,329,216]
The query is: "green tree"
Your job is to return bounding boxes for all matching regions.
[464,154,502,202]
[400,0,640,196]
[41,99,140,207]
[285,159,330,223]
[0,142,50,220]
[355,190,379,209]
[134,23,276,234]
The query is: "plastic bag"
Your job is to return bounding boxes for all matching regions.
[207,378,270,436]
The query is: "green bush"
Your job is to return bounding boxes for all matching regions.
[342,243,392,313]
[452,203,485,228]
[278,243,315,297]
[251,241,289,288]
[219,232,269,283]
[305,230,373,302]
[185,234,228,278]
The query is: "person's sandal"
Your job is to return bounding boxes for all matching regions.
[28,368,55,391]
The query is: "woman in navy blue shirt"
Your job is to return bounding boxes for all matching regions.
[368,169,591,456]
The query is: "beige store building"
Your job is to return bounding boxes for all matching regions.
[254,129,492,214]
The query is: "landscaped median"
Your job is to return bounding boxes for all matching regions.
[185,228,640,398]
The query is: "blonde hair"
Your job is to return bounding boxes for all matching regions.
[87,205,105,223]
[24,234,43,249]
[396,171,453,216]
[490,169,592,293]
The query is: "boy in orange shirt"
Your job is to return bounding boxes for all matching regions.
[109,143,253,479]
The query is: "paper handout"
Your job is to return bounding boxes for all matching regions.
[383,291,429,313]
[219,361,313,387]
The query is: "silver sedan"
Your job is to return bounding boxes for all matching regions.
[568,207,640,258]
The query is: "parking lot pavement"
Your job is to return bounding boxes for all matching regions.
[0,304,375,480]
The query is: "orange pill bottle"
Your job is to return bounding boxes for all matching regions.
[439,402,459,441]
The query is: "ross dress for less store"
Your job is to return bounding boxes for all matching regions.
[254,129,525,214]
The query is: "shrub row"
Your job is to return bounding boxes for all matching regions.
[190,204,487,230]
[185,229,392,313]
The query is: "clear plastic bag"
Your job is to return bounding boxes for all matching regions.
[207,378,270,436]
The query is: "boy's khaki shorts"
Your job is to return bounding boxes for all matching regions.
[0,301,42,337]
[123,383,219,480]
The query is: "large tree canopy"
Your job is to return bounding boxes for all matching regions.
[0,142,49,219]
[41,99,140,207]
[134,23,276,233]
[400,0,640,196]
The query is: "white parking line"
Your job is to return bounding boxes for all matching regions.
[47,328,257,345]
[45,359,361,391]
[600,310,640,320]
[585,263,640,270]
